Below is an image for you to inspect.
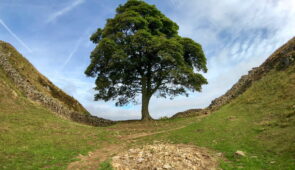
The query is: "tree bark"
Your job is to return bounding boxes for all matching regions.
[141,92,153,121]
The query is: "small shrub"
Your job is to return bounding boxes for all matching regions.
[159,116,169,120]
[99,160,113,170]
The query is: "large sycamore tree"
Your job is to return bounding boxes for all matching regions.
[85,0,208,121]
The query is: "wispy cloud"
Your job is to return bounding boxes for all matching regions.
[168,0,183,8]
[0,19,32,53]
[1,0,294,120]
[60,28,93,69]
[61,36,83,69]
[46,0,85,23]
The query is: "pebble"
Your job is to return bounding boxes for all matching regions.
[163,164,172,169]
[216,153,223,157]
[235,150,246,157]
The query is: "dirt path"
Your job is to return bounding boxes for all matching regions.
[122,125,186,140]
[67,143,124,170]
[67,116,216,170]
[67,125,187,170]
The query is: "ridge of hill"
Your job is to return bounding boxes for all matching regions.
[173,37,295,118]
[0,40,113,126]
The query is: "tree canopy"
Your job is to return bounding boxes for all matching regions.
[85,0,208,120]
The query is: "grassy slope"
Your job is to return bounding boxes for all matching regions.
[0,63,294,170]
[0,41,88,114]
[1,39,294,169]
[0,69,113,170]
[157,64,295,169]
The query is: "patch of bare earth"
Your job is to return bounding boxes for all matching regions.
[67,143,124,170]
[112,143,219,170]
[67,116,216,170]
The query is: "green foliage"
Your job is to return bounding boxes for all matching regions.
[85,0,207,118]
[98,160,113,170]
[159,116,169,120]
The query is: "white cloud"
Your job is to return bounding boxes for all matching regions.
[86,103,141,120]
[61,36,83,69]
[65,0,294,120]
[5,0,293,121]
[142,0,295,120]
[46,0,85,23]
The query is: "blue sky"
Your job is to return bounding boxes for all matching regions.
[0,0,294,120]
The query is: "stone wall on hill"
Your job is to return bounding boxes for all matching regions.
[173,37,295,118]
[0,45,114,127]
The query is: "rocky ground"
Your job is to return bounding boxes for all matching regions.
[111,143,219,170]
[67,117,219,170]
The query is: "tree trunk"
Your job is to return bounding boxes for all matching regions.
[141,92,153,121]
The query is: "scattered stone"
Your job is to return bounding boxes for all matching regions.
[270,161,276,164]
[112,143,218,170]
[113,156,120,160]
[227,116,237,121]
[163,164,172,169]
[137,158,144,163]
[235,150,246,157]
[216,153,223,157]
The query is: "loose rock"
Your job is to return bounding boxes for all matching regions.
[235,150,246,157]
[112,144,218,170]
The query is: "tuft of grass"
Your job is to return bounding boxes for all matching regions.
[158,116,170,120]
[98,160,113,170]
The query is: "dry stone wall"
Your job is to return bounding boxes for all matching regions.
[0,50,114,127]
[208,37,295,111]
[173,37,295,118]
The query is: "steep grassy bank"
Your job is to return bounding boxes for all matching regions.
[0,41,114,126]
[157,63,295,169]
[173,37,295,118]
[0,50,115,169]
[0,40,88,114]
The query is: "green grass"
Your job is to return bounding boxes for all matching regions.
[1,40,294,169]
[155,65,295,169]
[0,41,89,114]
[98,160,113,170]
[2,64,292,169]
[0,69,115,169]
[0,103,115,170]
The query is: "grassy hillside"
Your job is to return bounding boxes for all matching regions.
[0,41,115,169]
[1,38,294,169]
[0,40,88,114]
[151,63,295,169]
[0,41,114,127]
[0,68,115,169]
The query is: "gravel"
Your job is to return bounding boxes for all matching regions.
[112,143,218,170]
